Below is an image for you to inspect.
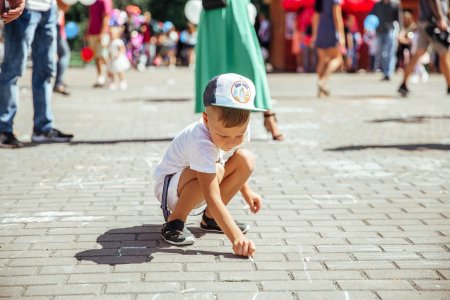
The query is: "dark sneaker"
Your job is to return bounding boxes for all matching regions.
[447,87,450,95]
[382,75,390,81]
[0,132,23,148]
[32,128,74,143]
[161,219,195,246]
[200,211,250,234]
[398,83,409,97]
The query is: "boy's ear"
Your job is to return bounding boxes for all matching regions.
[202,112,209,128]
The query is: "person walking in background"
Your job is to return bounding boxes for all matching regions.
[257,13,271,61]
[195,0,284,141]
[298,6,316,73]
[399,0,450,96]
[87,0,113,87]
[370,0,402,81]
[53,0,71,96]
[312,0,345,97]
[0,0,73,148]
[107,22,130,90]
[180,22,197,68]
[363,27,378,72]
[397,10,416,70]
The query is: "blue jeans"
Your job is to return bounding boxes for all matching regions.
[54,24,71,88]
[377,29,398,77]
[0,5,57,133]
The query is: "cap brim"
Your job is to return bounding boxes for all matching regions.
[210,103,267,112]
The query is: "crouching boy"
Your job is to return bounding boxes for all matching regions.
[153,73,266,257]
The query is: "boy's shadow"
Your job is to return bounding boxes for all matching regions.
[75,225,233,266]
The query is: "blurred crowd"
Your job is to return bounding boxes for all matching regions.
[288,4,436,81]
[110,6,198,71]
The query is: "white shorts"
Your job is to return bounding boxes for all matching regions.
[154,169,206,216]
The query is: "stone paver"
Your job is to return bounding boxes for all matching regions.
[0,68,449,298]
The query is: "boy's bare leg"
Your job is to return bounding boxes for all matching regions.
[168,149,254,222]
[204,149,255,219]
[167,163,225,222]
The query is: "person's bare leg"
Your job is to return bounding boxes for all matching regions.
[321,48,342,82]
[439,52,450,87]
[168,164,225,222]
[168,149,254,222]
[263,110,284,140]
[401,48,427,85]
[204,149,254,219]
[316,49,326,80]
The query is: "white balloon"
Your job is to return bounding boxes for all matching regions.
[184,0,202,25]
[248,3,257,25]
[79,0,97,6]
[61,0,78,5]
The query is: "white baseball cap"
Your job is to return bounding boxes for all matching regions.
[203,73,267,112]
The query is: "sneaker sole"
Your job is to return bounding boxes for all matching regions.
[0,143,22,149]
[31,137,72,143]
[161,234,195,246]
[200,224,250,234]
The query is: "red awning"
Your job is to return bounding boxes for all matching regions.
[342,0,377,13]
[282,0,315,12]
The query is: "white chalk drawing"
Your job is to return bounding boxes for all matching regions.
[394,171,450,186]
[286,242,312,283]
[308,194,358,205]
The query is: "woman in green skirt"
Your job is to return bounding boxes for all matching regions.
[195,0,284,140]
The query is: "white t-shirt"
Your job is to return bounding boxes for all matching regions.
[26,0,54,11]
[153,118,250,184]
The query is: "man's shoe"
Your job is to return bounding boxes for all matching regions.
[0,132,23,148]
[53,85,70,96]
[200,211,250,234]
[382,75,390,81]
[31,128,74,143]
[161,219,195,246]
[398,83,409,97]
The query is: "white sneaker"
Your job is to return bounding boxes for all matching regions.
[109,83,117,90]
[119,80,127,90]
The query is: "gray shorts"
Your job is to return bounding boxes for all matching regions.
[417,21,449,55]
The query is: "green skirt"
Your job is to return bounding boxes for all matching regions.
[194,0,272,113]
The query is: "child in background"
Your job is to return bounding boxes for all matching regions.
[108,24,130,90]
[153,73,264,256]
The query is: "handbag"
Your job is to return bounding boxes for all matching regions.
[425,19,450,49]
[202,0,227,11]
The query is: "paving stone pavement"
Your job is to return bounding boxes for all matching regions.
[0,67,449,299]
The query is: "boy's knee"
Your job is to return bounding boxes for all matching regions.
[236,149,255,174]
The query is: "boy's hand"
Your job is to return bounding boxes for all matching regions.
[233,236,256,257]
[244,191,262,214]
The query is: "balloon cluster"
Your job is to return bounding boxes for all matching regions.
[61,0,97,5]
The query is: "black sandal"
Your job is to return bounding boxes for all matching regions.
[263,113,284,141]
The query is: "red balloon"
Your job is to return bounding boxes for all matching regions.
[282,0,315,11]
[342,0,377,13]
[80,47,94,62]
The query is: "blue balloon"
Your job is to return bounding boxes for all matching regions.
[163,21,174,33]
[180,30,188,43]
[65,21,79,40]
[364,14,379,31]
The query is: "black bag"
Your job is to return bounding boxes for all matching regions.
[202,0,227,11]
[425,19,450,49]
